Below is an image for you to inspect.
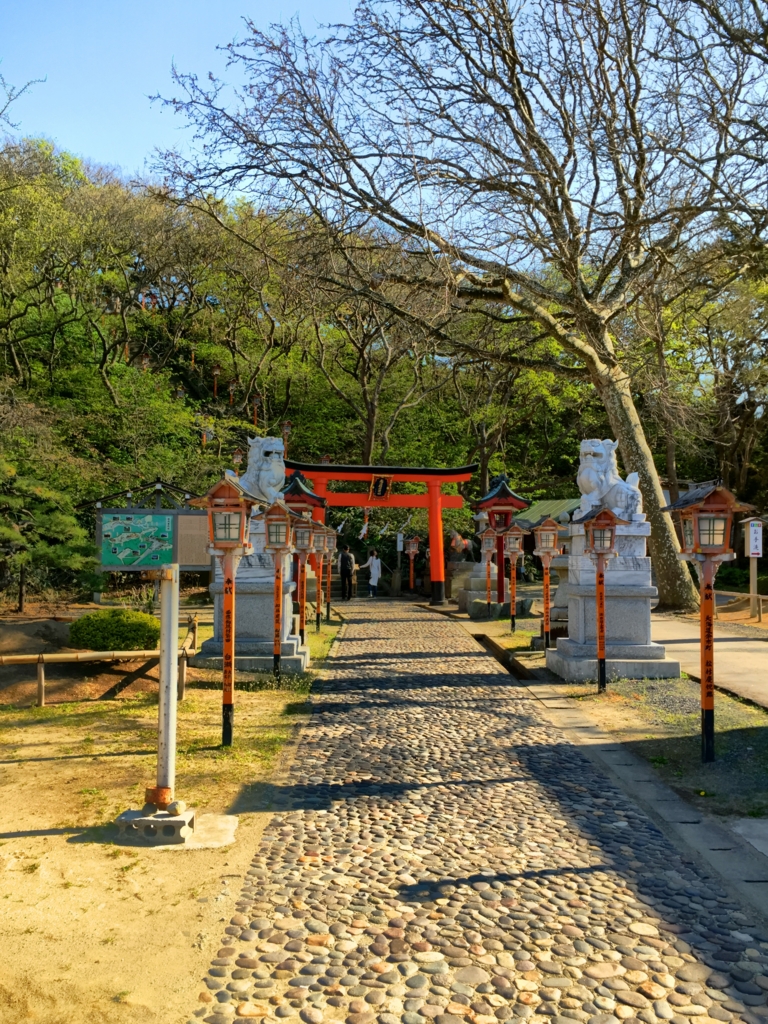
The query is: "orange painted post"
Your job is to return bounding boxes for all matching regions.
[496,535,505,605]
[701,559,715,762]
[222,552,236,745]
[326,554,332,622]
[409,553,415,591]
[299,557,307,645]
[427,481,446,605]
[509,554,518,632]
[486,558,492,619]
[316,555,324,632]
[273,556,283,681]
[542,557,551,649]
[596,553,606,692]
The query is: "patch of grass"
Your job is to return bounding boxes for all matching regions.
[23,863,39,874]
[556,673,768,817]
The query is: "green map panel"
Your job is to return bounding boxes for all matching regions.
[101,514,174,569]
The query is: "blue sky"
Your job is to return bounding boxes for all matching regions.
[1,0,354,176]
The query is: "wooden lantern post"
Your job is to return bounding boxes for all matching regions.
[480,527,497,618]
[533,517,561,650]
[191,479,255,747]
[325,527,336,622]
[314,528,328,631]
[663,486,752,762]
[503,523,529,632]
[406,536,420,592]
[293,518,315,646]
[580,508,626,693]
[264,502,294,683]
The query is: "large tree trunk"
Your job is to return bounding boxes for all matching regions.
[594,365,699,612]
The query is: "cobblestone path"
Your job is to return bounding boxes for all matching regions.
[190,604,768,1024]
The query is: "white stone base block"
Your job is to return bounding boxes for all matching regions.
[546,648,681,682]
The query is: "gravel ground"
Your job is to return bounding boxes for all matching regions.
[186,603,768,1024]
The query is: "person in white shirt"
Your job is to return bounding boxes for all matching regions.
[359,549,382,597]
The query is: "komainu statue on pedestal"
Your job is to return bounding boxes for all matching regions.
[239,437,286,504]
[575,439,642,519]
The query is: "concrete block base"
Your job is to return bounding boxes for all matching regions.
[191,653,309,673]
[546,648,681,682]
[115,809,195,844]
[193,635,310,673]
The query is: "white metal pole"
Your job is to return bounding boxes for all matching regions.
[157,564,179,795]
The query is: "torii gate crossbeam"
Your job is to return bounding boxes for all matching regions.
[284,461,477,605]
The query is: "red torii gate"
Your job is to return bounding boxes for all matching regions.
[284,460,478,605]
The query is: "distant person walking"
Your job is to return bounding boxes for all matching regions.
[338,544,355,601]
[360,549,382,597]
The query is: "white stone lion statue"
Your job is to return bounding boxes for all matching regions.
[576,439,642,518]
[239,436,286,504]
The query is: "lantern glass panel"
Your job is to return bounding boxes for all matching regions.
[698,514,727,549]
[504,533,522,554]
[682,516,694,551]
[592,527,613,553]
[482,534,495,552]
[326,533,337,552]
[267,521,288,546]
[213,511,242,542]
[295,527,312,549]
[537,530,557,551]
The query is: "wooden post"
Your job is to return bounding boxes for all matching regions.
[273,555,283,681]
[496,535,505,605]
[299,556,307,645]
[596,553,606,692]
[701,559,716,762]
[177,649,187,701]
[509,554,517,633]
[316,555,324,632]
[191,613,199,653]
[486,557,492,619]
[751,554,758,617]
[409,554,415,592]
[36,656,45,707]
[326,554,332,622]
[542,556,551,649]
[222,552,235,746]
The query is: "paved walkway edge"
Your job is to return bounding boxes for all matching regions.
[498,661,768,926]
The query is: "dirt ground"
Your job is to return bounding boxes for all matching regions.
[0,610,340,1024]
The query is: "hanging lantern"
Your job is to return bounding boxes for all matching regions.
[582,508,626,558]
[503,523,527,555]
[264,503,293,552]
[480,527,497,560]
[533,517,560,558]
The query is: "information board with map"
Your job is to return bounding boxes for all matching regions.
[101,514,174,569]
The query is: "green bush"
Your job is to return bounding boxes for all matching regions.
[68,608,161,651]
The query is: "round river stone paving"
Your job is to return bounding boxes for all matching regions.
[186,604,768,1024]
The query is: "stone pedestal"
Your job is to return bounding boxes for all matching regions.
[193,516,310,673]
[456,562,509,613]
[549,552,570,642]
[546,515,680,682]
